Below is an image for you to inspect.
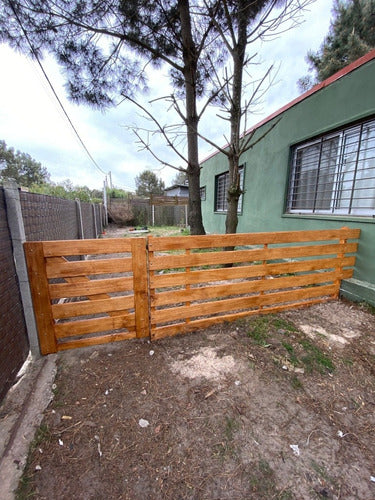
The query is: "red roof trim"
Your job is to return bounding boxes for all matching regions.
[201,49,375,164]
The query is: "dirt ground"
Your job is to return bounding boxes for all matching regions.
[16,299,374,499]
[16,225,375,499]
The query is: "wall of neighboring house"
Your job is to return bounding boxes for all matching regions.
[200,52,375,305]
[164,185,189,197]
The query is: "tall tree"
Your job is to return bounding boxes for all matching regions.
[299,0,375,90]
[0,0,223,234]
[135,170,165,197]
[0,140,50,187]
[203,0,310,234]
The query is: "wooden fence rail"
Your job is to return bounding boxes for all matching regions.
[24,227,360,353]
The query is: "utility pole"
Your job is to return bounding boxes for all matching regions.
[103,177,108,226]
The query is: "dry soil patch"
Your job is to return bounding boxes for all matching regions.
[16,300,375,500]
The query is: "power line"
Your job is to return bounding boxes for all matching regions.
[7,0,107,177]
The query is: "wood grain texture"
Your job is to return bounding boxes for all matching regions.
[24,242,58,354]
[131,238,150,338]
[42,238,134,256]
[148,228,360,251]
[46,257,133,278]
[49,276,134,299]
[151,297,333,340]
[149,242,358,270]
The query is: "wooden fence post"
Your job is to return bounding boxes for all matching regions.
[24,242,57,354]
[131,238,150,338]
[334,227,348,299]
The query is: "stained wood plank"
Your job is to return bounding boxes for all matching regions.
[151,256,355,288]
[55,314,136,338]
[148,228,360,251]
[153,284,336,323]
[151,297,333,340]
[149,242,358,270]
[23,242,57,354]
[131,238,150,338]
[46,257,133,278]
[57,331,137,351]
[52,294,135,319]
[152,269,353,307]
[42,238,134,256]
[49,276,134,299]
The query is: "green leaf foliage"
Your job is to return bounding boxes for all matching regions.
[135,169,165,197]
[299,0,375,88]
[0,140,50,187]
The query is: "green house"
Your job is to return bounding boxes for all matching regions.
[200,50,375,306]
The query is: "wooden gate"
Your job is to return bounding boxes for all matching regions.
[147,228,360,340]
[24,238,149,354]
[24,228,360,354]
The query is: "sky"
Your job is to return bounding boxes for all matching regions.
[0,0,334,192]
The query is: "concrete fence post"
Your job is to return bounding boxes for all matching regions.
[92,203,98,238]
[75,198,84,239]
[3,179,40,357]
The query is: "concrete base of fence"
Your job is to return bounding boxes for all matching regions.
[0,353,57,499]
[341,278,375,307]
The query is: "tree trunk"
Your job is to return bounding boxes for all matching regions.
[178,0,205,235]
[225,5,248,234]
[225,156,241,234]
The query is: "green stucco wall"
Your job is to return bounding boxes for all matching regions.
[200,57,375,303]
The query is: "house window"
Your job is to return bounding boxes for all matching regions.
[200,186,206,201]
[287,117,375,216]
[215,165,245,212]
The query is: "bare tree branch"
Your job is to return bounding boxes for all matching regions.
[124,95,189,166]
[132,129,187,174]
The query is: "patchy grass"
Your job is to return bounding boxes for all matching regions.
[148,226,189,237]
[358,301,375,315]
[246,315,334,375]
[299,339,335,374]
[248,459,294,499]
[15,423,51,500]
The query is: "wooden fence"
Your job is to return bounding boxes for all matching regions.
[24,238,149,354]
[24,227,360,354]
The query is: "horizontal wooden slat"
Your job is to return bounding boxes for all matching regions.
[151,256,355,288]
[49,276,134,299]
[152,269,353,307]
[57,331,137,351]
[149,242,358,270]
[151,297,333,340]
[55,314,136,338]
[148,228,360,251]
[52,295,135,319]
[46,257,133,278]
[42,238,134,256]
[153,284,336,323]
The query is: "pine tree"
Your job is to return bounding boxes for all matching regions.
[135,170,165,197]
[299,0,375,89]
[0,0,223,234]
